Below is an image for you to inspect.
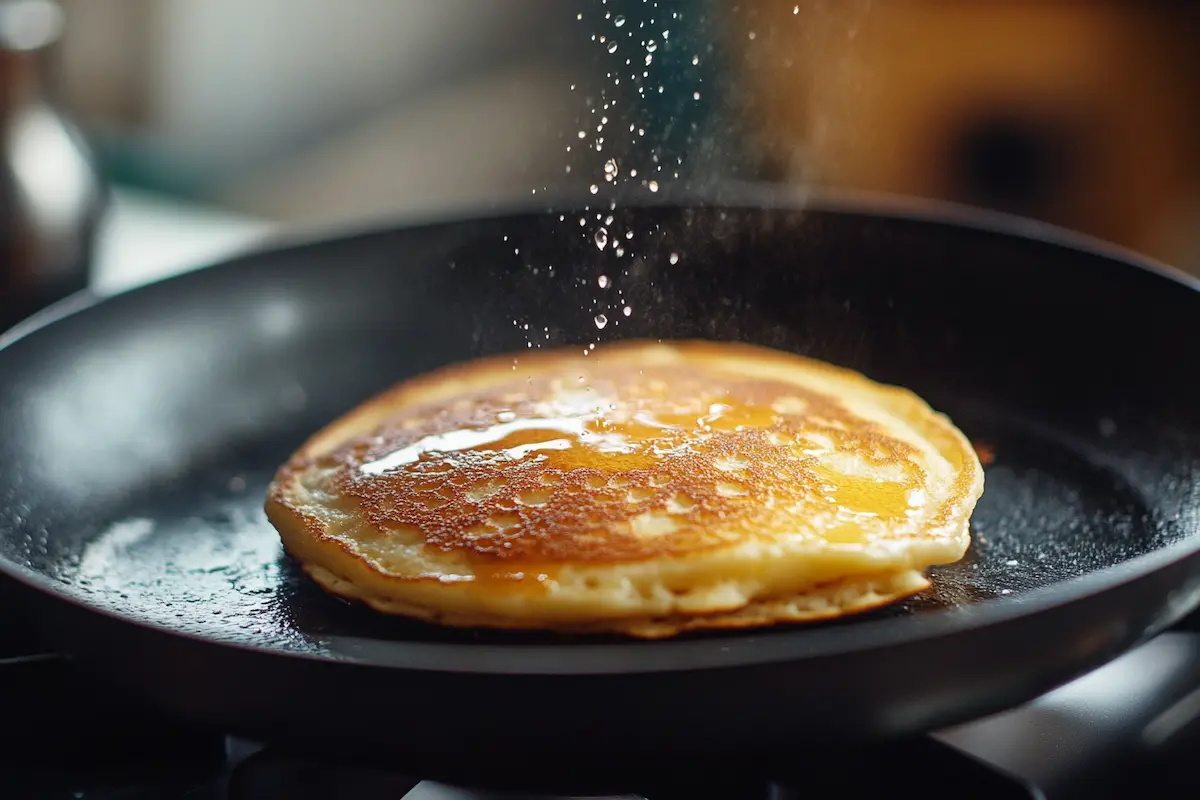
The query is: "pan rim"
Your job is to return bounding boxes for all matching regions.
[1,187,1198,676]
[143,181,1200,298]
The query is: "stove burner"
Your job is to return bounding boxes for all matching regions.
[220,736,1032,799]
[5,612,1200,798]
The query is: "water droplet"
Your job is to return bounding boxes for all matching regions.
[693,91,701,100]
[589,184,599,194]
[605,215,614,225]
[577,130,586,139]
[607,41,618,53]
[624,230,633,239]
[793,4,800,13]
[604,158,619,179]
[594,227,609,250]
[598,275,609,288]
[594,314,609,330]
[648,180,659,192]
[623,306,632,317]
[614,14,625,27]
[646,40,658,52]
[692,55,699,65]
[748,31,757,40]
[669,252,680,265]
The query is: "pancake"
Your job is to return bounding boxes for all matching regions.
[265,340,984,638]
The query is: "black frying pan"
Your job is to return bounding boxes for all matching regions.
[1,187,1199,768]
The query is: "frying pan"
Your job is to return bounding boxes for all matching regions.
[1,186,1199,768]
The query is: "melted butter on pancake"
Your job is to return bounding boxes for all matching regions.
[266,340,984,637]
[322,363,931,570]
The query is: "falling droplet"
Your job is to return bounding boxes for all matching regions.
[614,14,626,27]
[648,180,659,192]
[577,130,586,139]
[693,91,701,100]
[594,314,609,330]
[646,40,658,52]
[624,230,633,239]
[589,184,599,194]
[692,55,699,66]
[604,158,619,180]
[594,227,609,250]
[598,275,609,288]
[669,252,680,265]
[794,5,800,13]
[623,306,632,317]
[607,41,618,53]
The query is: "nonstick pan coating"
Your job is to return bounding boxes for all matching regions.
[1,190,1199,761]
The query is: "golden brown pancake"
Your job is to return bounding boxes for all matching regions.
[265,340,984,638]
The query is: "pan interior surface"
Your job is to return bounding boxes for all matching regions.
[46,407,1157,653]
[0,200,1198,669]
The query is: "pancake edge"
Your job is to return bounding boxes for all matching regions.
[299,558,932,639]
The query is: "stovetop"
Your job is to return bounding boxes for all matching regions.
[6,612,1200,799]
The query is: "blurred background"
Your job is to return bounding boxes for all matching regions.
[5,0,1200,308]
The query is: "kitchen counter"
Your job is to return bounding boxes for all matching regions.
[92,186,273,295]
